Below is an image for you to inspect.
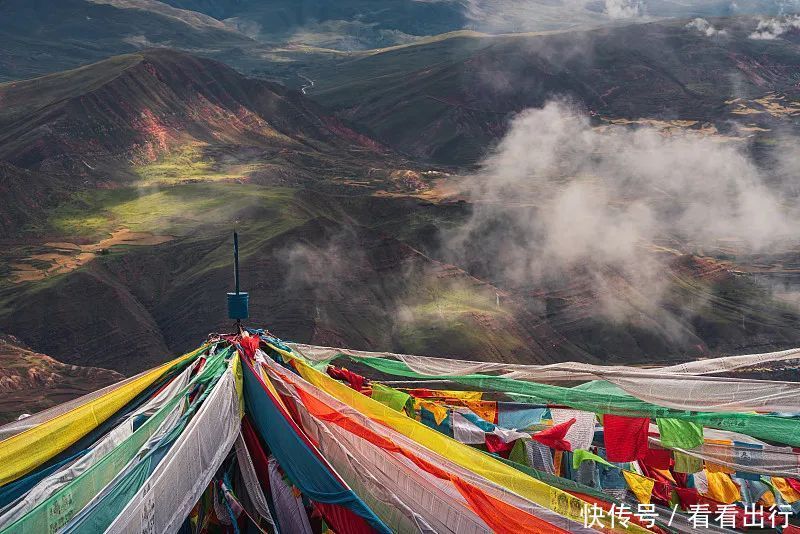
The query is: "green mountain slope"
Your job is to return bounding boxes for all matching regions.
[2,40,800,375]
[0,49,406,236]
[0,0,256,81]
[306,18,800,164]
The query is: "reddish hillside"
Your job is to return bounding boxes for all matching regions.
[0,49,386,180]
[0,334,123,423]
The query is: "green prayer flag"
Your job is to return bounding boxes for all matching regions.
[341,354,800,448]
[509,439,529,467]
[673,451,704,474]
[657,418,704,449]
[3,346,231,534]
[572,449,615,470]
[371,383,412,412]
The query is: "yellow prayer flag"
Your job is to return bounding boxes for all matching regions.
[773,478,800,503]
[704,471,741,504]
[553,450,563,477]
[465,400,497,424]
[623,471,655,505]
[0,346,203,486]
[437,390,484,402]
[760,489,776,507]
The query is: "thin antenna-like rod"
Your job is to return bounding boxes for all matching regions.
[233,231,240,295]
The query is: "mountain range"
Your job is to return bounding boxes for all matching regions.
[3,1,800,414]
[300,17,800,164]
[4,0,800,81]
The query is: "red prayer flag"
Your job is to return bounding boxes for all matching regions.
[643,447,674,470]
[639,464,676,505]
[675,487,700,510]
[532,418,575,451]
[485,434,516,458]
[672,472,689,489]
[407,388,439,398]
[239,335,261,359]
[314,502,375,534]
[604,415,649,462]
[326,366,366,392]
[241,416,272,496]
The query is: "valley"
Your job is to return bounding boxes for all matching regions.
[2,7,800,388]
[5,4,800,531]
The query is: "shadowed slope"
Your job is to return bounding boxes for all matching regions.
[0,0,254,81]
[0,334,123,423]
[308,19,800,164]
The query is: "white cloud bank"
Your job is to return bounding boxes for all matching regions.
[750,15,800,39]
[446,101,799,316]
[686,18,727,36]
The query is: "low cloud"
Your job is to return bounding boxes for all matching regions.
[750,15,800,39]
[458,1,800,34]
[686,18,727,36]
[605,0,642,19]
[283,228,368,309]
[444,100,799,319]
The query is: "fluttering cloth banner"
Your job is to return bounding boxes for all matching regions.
[9,332,800,534]
[262,354,585,534]
[241,356,391,533]
[268,456,314,534]
[0,347,203,488]
[104,356,243,534]
[234,433,276,529]
[309,350,800,446]
[274,348,652,534]
[0,369,153,442]
[290,343,800,381]
[289,343,800,413]
[0,358,202,528]
[551,409,596,452]
[1,347,228,534]
[62,350,231,533]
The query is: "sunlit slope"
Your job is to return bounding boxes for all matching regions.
[0,49,387,179]
[0,49,406,239]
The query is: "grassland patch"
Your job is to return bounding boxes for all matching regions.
[48,183,299,239]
